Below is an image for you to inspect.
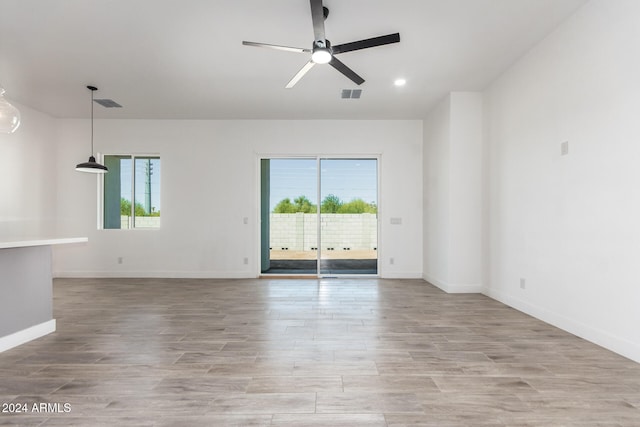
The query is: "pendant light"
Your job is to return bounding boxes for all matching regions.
[75,85,108,173]
[0,84,21,134]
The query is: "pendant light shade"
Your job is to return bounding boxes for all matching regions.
[76,85,108,173]
[75,155,108,173]
[0,85,21,134]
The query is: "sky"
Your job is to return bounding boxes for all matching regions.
[269,158,377,211]
[120,158,161,213]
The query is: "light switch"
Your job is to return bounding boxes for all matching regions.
[390,217,402,225]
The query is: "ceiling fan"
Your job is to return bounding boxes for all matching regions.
[242,0,400,88]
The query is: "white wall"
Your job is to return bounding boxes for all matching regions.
[0,102,58,238]
[423,93,483,293]
[423,97,450,286]
[53,120,423,278]
[484,0,640,362]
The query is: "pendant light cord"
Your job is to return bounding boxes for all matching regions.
[86,85,98,156]
[90,88,94,155]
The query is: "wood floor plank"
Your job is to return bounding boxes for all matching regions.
[271,413,387,426]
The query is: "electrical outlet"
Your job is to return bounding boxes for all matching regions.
[561,141,569,156]
[520,278,526,289]
[243,257,249,265]
[117,257,123,264]
[390,257,395,265]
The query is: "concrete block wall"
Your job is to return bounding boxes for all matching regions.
[270,213,377,251]
[120,216,161,229]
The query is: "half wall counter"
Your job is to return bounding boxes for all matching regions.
[0,237,87,352]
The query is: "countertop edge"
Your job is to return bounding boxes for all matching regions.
[0,237,89,250]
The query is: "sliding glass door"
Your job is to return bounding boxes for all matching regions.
[261,158,318,275]
[260,157,378,276]
[319,159,378,275]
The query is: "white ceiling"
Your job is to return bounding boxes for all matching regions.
[0,0,587,120]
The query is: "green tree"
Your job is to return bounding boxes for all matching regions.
[293,196,316,213]
[120,198,148,216]
[321,194,343,213]
[273,195,317,213]
[273,195,376,214]
[273,198,296,213]
[337,198,377,214]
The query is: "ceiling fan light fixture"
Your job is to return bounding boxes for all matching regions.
[242,0,399,87]
[311,47,332,64]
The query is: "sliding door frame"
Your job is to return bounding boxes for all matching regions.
[256,154,381,278]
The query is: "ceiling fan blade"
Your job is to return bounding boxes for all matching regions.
[332,33,400,55]
[242,41,310,54]
[310,0,326,46]
[329,57,365,85]
[286,61,316,89]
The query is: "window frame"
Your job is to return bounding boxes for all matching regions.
[98,153,162,230]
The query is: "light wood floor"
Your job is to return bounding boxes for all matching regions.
[1,278,639,426]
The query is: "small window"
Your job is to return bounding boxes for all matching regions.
[103,155,161,229]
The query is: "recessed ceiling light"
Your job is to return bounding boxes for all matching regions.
[394,78,407,87]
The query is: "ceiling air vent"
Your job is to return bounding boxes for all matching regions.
[94,99,122,108]
[341,89,362,99]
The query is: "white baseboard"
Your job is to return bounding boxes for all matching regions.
[423,274,483,293]
[483,287,640,364]
[381,271,424,279]
[56,270,424,280]
[0,319,56,353]
[54,270,254,279]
